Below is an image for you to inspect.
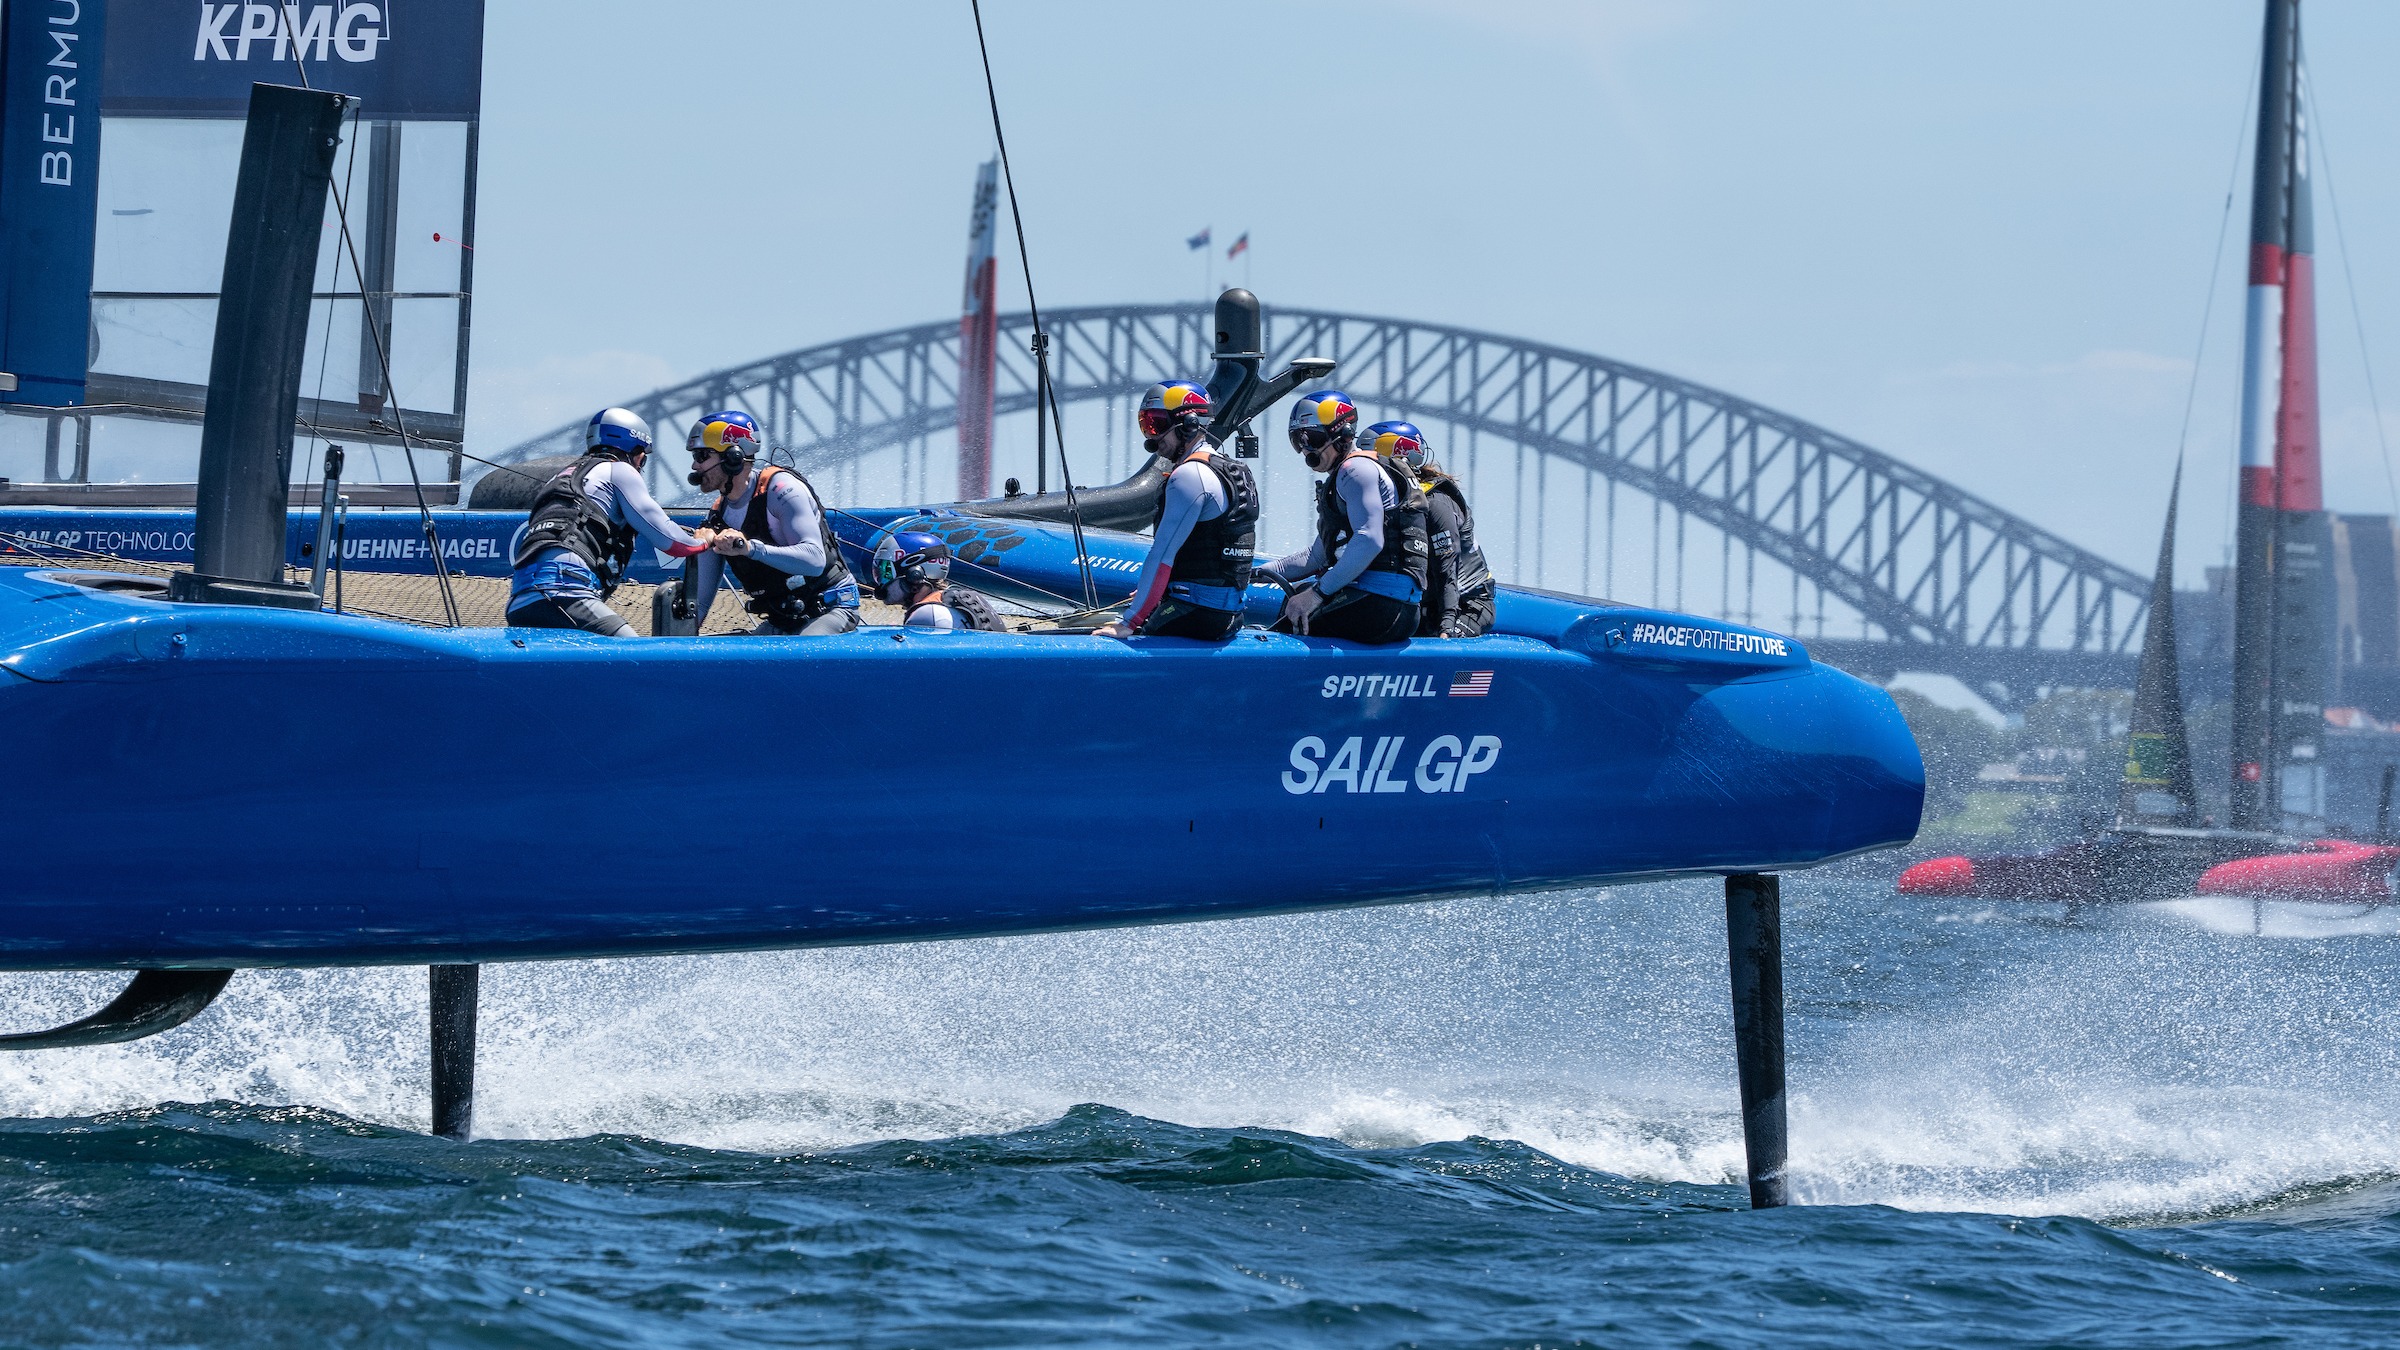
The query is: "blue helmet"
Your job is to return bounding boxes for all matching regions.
[1287,389,1358,450]
[872,528,950,600]
[586,407,654,458]
[1362,420,1430,474]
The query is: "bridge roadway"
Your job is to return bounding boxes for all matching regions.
[488,303,2162,700]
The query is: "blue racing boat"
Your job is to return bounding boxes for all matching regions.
[0,83,1921,1209]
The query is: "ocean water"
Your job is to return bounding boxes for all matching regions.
[1,878,2397,1347]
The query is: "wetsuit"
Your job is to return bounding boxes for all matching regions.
[1122,445,1259,641]
[691,465,862,635]
[1419,472,1495,638]
[1264,450,1427,644]
[904,586,1009,633]
[507,455,710,636]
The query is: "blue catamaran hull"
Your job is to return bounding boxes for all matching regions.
[0,564,1918,969]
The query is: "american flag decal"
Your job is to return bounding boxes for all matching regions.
[1449,670,1493,697]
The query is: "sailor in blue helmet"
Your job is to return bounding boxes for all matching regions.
[685,410,863,635]
[506,407,715,636]
[1262,390,1428,644]
[872,529,1009,632]
[1365,421,1494,638]
[1093,379,1260,641]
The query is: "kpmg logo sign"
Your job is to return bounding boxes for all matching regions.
[191,5,389,64]
[102,0,484,121]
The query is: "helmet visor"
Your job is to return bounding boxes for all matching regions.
[1289,426,1338,452]
[1138,407,1185,438]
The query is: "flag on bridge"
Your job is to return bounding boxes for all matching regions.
[1227,231,1249,260]
[1187,227,1211,250]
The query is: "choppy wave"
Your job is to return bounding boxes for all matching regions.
[2,880,2399,1343]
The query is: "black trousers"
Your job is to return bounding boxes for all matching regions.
[1423,582,1496,638]
[1139,598,1245,640]
[1275,588,1419,644]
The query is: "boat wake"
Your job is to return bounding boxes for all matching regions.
[2139,895,2400,939]
[1,880,2395,1227]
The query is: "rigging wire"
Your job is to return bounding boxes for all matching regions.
[2305,75,2400,520]
[303,103,366,469]
[968,0,1097,607]
[278,25,462,626]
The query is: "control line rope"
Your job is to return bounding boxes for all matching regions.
[278,22,461,626]
[968,0,1098,608]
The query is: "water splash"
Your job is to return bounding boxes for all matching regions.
[2,879,2394,1224]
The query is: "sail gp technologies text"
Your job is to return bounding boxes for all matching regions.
[1283,734,1501,795]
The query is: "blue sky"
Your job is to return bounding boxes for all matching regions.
[464,1,2400,579]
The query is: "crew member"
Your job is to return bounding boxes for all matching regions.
[1262,390,1427,643]
[686,410,863,635]
[506,407,714,636]
[1092,379,1260,641]
[873,529,1009,632]
[1365,420,1494,638]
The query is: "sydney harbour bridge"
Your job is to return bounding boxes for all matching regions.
[488,303,2151,696]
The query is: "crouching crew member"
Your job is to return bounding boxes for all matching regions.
[507,407,715,636]
[874,529,1008,632]
[1093,379,1261,641]
[686,410,863,635]
[1366,421,1494,638]
[1263,390,1427,644]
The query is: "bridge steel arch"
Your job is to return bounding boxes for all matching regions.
[489,303,2152,660]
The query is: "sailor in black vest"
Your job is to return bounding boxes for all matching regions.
[872,530,1009,633]
[1094,379,1261,641]
[1263,390,1428,644]
[684,410,863,636]
[1364,420,1495,638]
[506,407,716,636]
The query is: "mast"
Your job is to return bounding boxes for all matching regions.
[956,158,1001,500]
[2229,0,2329,829]
[2121,464,2199,826]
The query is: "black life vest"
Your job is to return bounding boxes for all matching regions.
[1315,451,1429,595]
[705,466,855,630]
[907,586,1009,632]
[1151,450,1259,599]
[1423,472,1492,594]
[514,454,639,596]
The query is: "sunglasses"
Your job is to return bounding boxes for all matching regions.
[1138,408,1193,437]
[1289,426,1342,451]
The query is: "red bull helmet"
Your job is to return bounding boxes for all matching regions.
[686,410,763,484]
[1287,389,1358,452]
[1138,381,1213,440]
[1362,420,1430,474]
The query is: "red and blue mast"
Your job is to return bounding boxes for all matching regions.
[2229,0,2330,830]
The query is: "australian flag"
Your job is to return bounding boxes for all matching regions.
[1186,227,1211,251]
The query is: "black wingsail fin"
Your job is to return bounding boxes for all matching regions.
[0,970,234,1051]
[2119,461,2200,826]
